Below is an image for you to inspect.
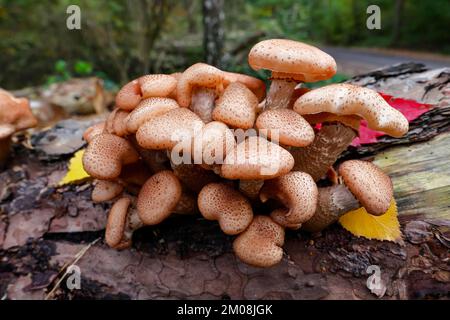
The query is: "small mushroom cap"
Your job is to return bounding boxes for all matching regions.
[105,197,132,249]
[223,71,266,102]
[136,108,204,150]
[137,170,182,225]
[92,180,124,203]
[256,109,315,147]
[303,112,361,131]
[0,89,37,131]
[115,79,142,111]
[212,82,258,129]
[339,160,393,215]
[138,74,177,99]
[126,97,179,133]
[105,108,129,137]
[248,39,337,82]
[82,133,139,180]
[260,171,318,229]
[177,63,226,107]
[293,84,409,138]
[196,121,236,167]
[198,183,253,235]
[221,136,294,180]
[83,122,106,143]
[233,216,285,268]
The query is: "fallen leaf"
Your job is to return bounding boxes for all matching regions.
[58,149,90,186]
[338,198,402,242]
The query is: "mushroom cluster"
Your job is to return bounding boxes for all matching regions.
[82,38,409,268]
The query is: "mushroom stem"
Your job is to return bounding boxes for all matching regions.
[265,79,298,110]
[190,87,216,123]
[290,122,357,181]
[239,179,264,200]
[302,184,360,232]
[0,136,12,169]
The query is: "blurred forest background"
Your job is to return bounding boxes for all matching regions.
[0,0,449,90]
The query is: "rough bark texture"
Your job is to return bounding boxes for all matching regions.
[1,63,449,300]
[202,0,224,67]
[291,123,357,181]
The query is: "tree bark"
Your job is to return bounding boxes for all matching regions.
[202,0,224,67]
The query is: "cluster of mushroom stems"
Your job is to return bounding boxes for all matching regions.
[82,39,409,268]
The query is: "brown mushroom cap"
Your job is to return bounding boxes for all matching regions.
[338,160,393,215]
[83,122,106,143]
[221,136,294,180]
[115,79,142,111]
[138,74,177,99]
[176,63,226,108]
[260,171,318,229]
[198,183,253,235]
[293,84,409,138]
[233,216,285,267]
[137,170,182,225]
[0,89,37,131]
[105,108,129,137]
[223,71,266,102]
[212,82,258,129]
[92,180,124,203]
[256,109,315,147]
[126,97,179,133]
[248,39,337,82]
[82,133,139,180]
[105,197,133,249]
[136,108,204,150]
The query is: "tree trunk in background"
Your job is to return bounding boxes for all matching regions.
[392,0,405,44]
[202,0,224,67]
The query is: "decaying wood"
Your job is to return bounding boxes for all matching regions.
[0,63,449,300]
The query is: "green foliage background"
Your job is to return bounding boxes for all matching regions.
[0,0,448,89]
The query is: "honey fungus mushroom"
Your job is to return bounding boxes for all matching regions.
[292,83,409,181]
[233,216,285,268]
[198,183,253,235]
[248,39,336,110]
[303,160,394,232]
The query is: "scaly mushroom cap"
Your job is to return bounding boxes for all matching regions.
[255,109,315,147]
[115,79,142,111]
[105,197,133,249]
[138,74,177,99]
[196,121,236,167]
[126,97,179,133]
[233,216,285,268]
[105,108,129,137]
[0,89,37,131]
[223,71,266,102]
[92,180,124,203]
[136,108,204,150]
[176,63,226,107]
[137,170,182,225]
[198,183,253,235]
[260,171,318,229]
[82,133,139,180]
[248,39,337,82]
[221,136,294,180]
[293,84,409,137]
[212,82,258,129]
[83,122,106,143]
[339,160,393,215]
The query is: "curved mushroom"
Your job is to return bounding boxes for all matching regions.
[126,97,179,133]
[248,39,336,110]
[82,133,139,180]
[303,160,393,232]
[233,216,285,268]
[212,82,258,129]
[138,74,177,99]
[115,79,142,111]
[105,197,144,249]
[260,171,318,229]
[255,108,315,147]
[83,122,106,143]
[91,180,124,202]
[198,183,253,235]
[136,170,182,225]
[177,63,226,122]
[105,108,129,137]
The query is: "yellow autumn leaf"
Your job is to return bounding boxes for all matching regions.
[338,199,402,242]
[58,149,91,186]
